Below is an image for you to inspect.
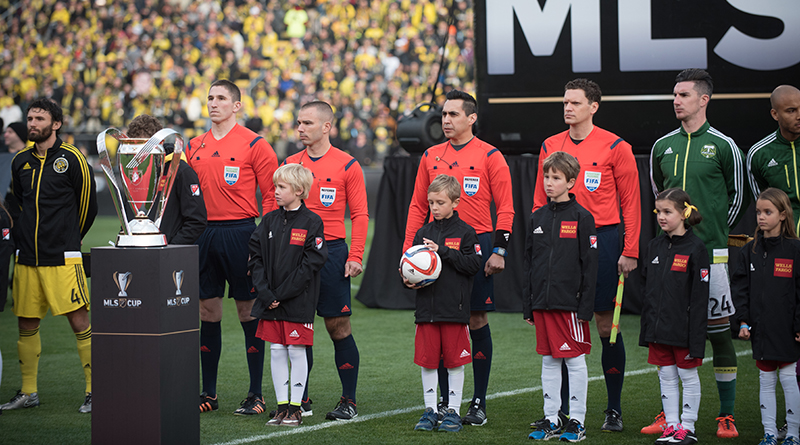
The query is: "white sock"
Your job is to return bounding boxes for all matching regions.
[761,369,778,436]
[541,355,562,424]
[270,343,290,404]
[421,367,438,410]
[447,366,465,415]
[288,345,308,406]
[781,363,800,438]
[677,366,701,432]
[659,365,680,428]
[564,354,588,424]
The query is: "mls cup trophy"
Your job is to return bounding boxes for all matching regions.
[96,127,184,247]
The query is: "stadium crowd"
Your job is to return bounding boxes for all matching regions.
[0,0,476,165]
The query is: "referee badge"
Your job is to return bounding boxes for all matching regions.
[463,176,479,196]
[224,166,239,185]
[584,171,601,192]
[320,187,336,207]
[53,156,69,173]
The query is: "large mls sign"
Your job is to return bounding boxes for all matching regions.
[474,0,800,153]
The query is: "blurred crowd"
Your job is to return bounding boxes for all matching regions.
[0,0,476,165]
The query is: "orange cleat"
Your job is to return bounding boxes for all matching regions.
[641,411,666,434]
[716,415,739,438]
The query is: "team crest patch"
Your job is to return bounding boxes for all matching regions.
[700,268,709,282]
[560,221,577,238]
[224,166,239,185]
[671,254,689,272]
[290,229,307,246]
[315,237,323,250]
[320,187,336,207]
[53,156,68,173]
[463,176,479,196]
[445,238,461,250]
[700,145,716,159]
[474,244,482,256]
[589,235,597,249]
[191,184,200,196]
[584,171,601,192]
[775,258,793,278]
[2,228,9,240]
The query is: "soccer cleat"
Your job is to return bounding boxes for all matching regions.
[326,396,357,420]
[783,436,800,445]
[559,418,586,442]
[532,411,569,429]
[436,400,448,423]
[267,406,288,426]
[642,411,667,434]
[414,407,438,431]
[529,420,562,440]
[234,392,265,415]
[601,408,622,432]
[301,398,313,417]
[655,425,677,444]
[280,408,302,426]
[758,433,778,445]
[669,426,697,445]
[778,424,788,441]
[79,392,92,413]
[462,399,487,426]
[715,414,738,438]
[199,392,218,412]
[439,409,463,432]
[0,390,40,410]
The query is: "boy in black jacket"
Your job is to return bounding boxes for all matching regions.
[249,164,327,427]
[524,151,598,442]
[404,174,482,433]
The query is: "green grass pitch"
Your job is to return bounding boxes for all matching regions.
[0,216,778,443]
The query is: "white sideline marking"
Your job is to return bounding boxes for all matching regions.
[211,349,752,445]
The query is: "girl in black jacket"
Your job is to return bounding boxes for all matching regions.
[640,188,709,445]
[731,188,800,445]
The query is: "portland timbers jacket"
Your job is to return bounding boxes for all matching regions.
[523,194,598,322]
[731,234,800,363]
[639,227,709,359]
[650,121,748,264]
[11,138,97,266]
[747,130,800,233]
[248,202,327,324]
[411,210,482,324]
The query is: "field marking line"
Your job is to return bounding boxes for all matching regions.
[211,349,752,445]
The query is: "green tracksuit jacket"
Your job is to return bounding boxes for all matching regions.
[650,121,748,263]
[747,129,800,233]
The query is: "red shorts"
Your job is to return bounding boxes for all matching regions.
[648,343,702,369]
[532,310,591,358]
[757,360,796,372]
[256,320,314,346]
[414,322,471,369]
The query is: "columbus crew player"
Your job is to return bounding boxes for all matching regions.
[650,68,747,438]
[404,90,514,426]
[533,79,641,432]
[187,80,279,415]
[283,101,369,420]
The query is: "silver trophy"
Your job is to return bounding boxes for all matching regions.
[97,128,183,247]
[173,270,184,296]
[114,271,132,297]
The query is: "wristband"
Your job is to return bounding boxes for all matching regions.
[739,324,750,330]
[492,247,507,257]
[493,229,511,250]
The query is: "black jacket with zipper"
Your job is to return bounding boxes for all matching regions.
[523,194,598,321]
[411,211,482,324]
[248,202,327,324]
[639,227,709,359]
[731,234,800,363]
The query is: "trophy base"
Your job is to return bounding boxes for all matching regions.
[116,233,168,247]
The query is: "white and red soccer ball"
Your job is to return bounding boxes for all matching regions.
[399,245,442,287]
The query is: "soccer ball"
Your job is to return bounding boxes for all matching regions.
[399,245,442,287]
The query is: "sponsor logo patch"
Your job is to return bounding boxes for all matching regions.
[460,349,471,358]
[671,254,689,272]
[224,166,239,185]
[445,238,461,250]
[775,258,793,278]
[664,147,673,154]
[560,221,577,238]
[768,158,779,167]
[584,171,601,192]
[652,256,659,264]
[463,176,479,196]
[533,226,543,234]
[290,228,307,246]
